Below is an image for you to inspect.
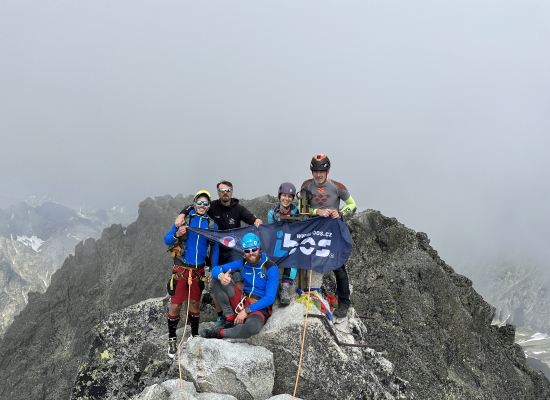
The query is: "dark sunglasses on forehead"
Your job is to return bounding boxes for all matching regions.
[243,247,259,254]
[218,188,232,193]
[195,200,210,206]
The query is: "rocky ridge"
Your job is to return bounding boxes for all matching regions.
[0,194,548,399]
[0,201,134,338]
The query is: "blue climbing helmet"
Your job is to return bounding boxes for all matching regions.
[241,233,261,249]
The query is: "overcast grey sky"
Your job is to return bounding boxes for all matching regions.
[1,1,549,267]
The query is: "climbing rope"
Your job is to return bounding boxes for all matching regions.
[292,269,313,400]
[178,273,193,390]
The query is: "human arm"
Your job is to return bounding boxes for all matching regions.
[175,204,194,227]
[267,209,275,224]
[164,224,187,245]
[211,259,243,280]
[340,195,357,216]
[240,204,263,227]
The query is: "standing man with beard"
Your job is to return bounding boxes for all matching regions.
[301,154,357,318]
[175,181,263,325]
[201,233,279,339]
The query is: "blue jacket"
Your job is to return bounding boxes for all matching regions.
[164,210,219,267]
[211,253,279,312]
[267,203,300,224]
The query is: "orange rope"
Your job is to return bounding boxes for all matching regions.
[292,269,313,400]
[178,274,193,390]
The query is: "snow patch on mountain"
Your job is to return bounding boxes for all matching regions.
[16,235,45,252]
[518,332,549,344]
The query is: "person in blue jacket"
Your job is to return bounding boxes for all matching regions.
[201,233,279,339]
[267,182,299,306]
[164,190,219,358]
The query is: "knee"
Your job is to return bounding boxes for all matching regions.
[169,304,182,315]
[189,299,200,311]
[245,316,263,336]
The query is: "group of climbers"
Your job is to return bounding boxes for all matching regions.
[163,154,356,359]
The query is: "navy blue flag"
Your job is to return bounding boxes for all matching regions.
[188,217,352,273]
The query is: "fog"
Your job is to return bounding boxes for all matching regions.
[1,1,549,268]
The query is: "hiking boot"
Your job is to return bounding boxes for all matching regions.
[279,283,291,306]
[168,337,178,359]
[201,326,222,339]
[333,303,350,319]
[214,316,226,327]
[221,319,234,329]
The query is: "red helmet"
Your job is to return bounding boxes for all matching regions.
[310,154,331,171]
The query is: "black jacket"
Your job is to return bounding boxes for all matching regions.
[181,199,258,252]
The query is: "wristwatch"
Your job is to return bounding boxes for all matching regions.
[244,307,252,314]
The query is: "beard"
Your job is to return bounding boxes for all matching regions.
[245,252,262,265]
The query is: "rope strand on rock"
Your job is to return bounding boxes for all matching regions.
[292,269,313,400]
[178,274,193,390]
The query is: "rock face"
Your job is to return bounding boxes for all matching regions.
[0,195,196,400]
[71,295,407,399]
[460,260,550,333]
[0,194,549,400]
[347,212,550,399]
[0,200,134,338]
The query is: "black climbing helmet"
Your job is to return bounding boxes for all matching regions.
[310,154,331,171]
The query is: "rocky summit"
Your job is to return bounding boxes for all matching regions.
[0,194,549,399]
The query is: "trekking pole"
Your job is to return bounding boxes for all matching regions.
[178,273,193,390]
[292,269,313,400]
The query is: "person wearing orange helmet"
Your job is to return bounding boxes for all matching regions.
[300,154,356,318]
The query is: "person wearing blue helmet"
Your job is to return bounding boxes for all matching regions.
[201,233,279,339]
[267,182,299,306]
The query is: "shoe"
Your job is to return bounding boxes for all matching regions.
[333,303,350,319]
[168,337,178,359]
[220,319,234,329]
[201,326,222,339]
[279,283,291,306]
[214,316,226,327]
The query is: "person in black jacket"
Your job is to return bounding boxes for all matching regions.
[175,180,262,264]
[175,180,263,326]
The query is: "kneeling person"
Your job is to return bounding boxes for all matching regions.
[202,233,279,339]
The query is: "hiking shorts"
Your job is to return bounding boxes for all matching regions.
[170,266,205,304]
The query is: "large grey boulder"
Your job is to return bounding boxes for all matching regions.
[181,338,274,400]
[247,301,407,400]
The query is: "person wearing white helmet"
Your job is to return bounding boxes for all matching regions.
[201,233,279,340]
[300,154,356,319]
[163,190,219,358]
[267,182,300,306]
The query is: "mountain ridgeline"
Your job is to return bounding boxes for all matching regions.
[0,200,135,338]
[0,194,548,399]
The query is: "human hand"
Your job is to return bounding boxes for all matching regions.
[235,310,248,325]
[329,209,341,219]
[175,214,186,228]
[218,269,232,286]
[175,225,187,237]
[254,218,262,228]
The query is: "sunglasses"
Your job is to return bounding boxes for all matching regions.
[243,247,259,254]
[218,188,232,193]
[195,200,210,206]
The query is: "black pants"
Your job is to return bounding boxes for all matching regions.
[334,264,351,306]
